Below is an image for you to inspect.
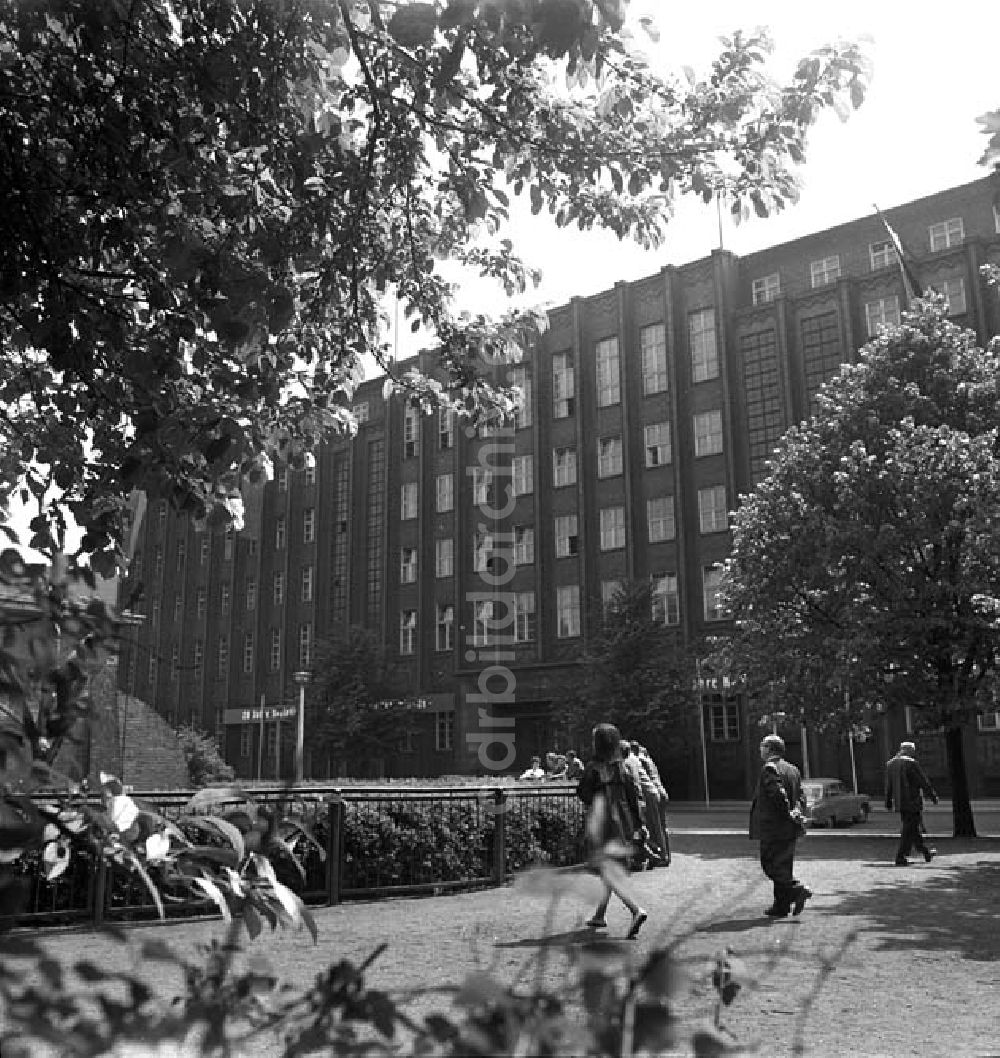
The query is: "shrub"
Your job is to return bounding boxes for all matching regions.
[175,726,236,788]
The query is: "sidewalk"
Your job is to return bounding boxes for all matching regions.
[17,832,1000,1057]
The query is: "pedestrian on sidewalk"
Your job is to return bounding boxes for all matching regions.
[620,739,667,867]
[885,740,938,865]
[576,723,649,939]
[632,741,671,867]
[749,733,812,918]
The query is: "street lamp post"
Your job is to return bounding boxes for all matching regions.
[292,671,310,784]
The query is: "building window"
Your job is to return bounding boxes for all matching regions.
[200,537,210,566]
[216,636,229,678]
[647,495,676,543]
[157,500,168,530]
[596,436,622,479]
[401,482,418,520]
[354,401,369,423]
[601,580,623,613]
[698,485,728,534]
[176,539,186,571]
[153,546,163,577]
[301,565,314,602]
[436,472,454,512]
[395,609,414,655]
[303,507,316,544]
[552,446,577,487]
[173,595,182,623]
[640,323,667,395]
[151,597,161,627]
[869,240,897,271]
[435,604,454,652]
[689,308,718,382]
[977,711,1000,731]
[473,529,493,572]
[304,453,316,486]
[220,583,230,615]
[599,506,625,551]
[595,336,621,407]
[865,296,901,337]
[298,623,312,668]
[400,547,417,584]
[435,711,454,751]
[693,410,724,457]
[438,407,455,450]
[472,599,493,647]
[273,570,285,607]
[196,588,206,618]
[243,632,254,674]
[810,255,841,288]
[651,572,679,626]
[710,701,741,742]
[928,217,963,251]
[752,273,781,305]
[246,577,256,611]
[148,654,158,684]
[472,467,492,506]
[995,204,1000,234]
[512,455,533,497]
[275,517,286,550]
[509,366,533,429]
[239,726,252,758]
[514,591,536,642]
[269,629,281,671]
[403,405,420,458]
[555,514,579,558]
[552,352,575,418]
[435,537,454,578]
[192,639,203,679]
[938,277,967,315]
[556,584,581,638]
[639,421,670,467]
[703,566,727,622]
[514,525,534,566]
[224,528,234,561]
[277,467,288,492]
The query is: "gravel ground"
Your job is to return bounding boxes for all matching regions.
[6,832,1000,1057]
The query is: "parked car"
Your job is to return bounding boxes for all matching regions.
[802,778,871,827]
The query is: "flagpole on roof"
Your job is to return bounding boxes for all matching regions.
[873,203,922,303]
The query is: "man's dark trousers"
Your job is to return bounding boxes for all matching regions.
[760,838,798,911]
[897,810,930,861]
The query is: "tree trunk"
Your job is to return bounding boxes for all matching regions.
[944,725,977,838]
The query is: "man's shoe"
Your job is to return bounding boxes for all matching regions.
[894,858,910,866]
[923,848,937,863]
[586,916,607,928]
[626,909,648,939]
[763,905,790,918]
[792,886,812,916]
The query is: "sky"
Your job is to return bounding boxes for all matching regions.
[388,0,1000,360]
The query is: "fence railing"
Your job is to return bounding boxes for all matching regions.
[7,783,586,929]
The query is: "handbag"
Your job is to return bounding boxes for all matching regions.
[790,808,809,838]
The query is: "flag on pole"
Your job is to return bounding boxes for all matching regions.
[873,205,922,302]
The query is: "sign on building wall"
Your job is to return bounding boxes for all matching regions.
[223,705,296,725]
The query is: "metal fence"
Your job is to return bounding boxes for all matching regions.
[7,783,586,929]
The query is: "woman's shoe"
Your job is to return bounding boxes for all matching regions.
[626,909,648,939]
[586,916,607,928]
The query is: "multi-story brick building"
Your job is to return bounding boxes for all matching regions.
[118,173,1000,797]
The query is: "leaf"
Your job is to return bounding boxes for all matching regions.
[41,840,70,881]
[194,874,232,923]
[184,786,248,813]
[186,814,245,862]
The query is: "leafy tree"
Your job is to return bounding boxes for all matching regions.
[722,297,1000,837]
[176,723,236,786]
[556,581,700,759]
[305,624,420,770]
[1,0,870,574]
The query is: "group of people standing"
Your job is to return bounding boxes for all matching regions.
[572,722,941,937]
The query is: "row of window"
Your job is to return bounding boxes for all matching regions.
[397,566,727,654]
[399,412,722,520]
[147,624,315,686]
[862,279,967,336]
[752,215,981,305]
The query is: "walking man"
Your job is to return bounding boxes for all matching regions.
[749,733,811,918]
[885,740,938,865]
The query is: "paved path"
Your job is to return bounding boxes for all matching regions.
[14,832,1000,1057]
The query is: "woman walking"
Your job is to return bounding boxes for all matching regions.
[576,722,649,939]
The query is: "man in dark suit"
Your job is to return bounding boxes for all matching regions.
[885,740,938,865]
[749,734,811,918]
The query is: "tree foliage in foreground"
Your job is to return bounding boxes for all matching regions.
[304,624,420,769]
[722,297,1000,837]
[0,0,870,573]
[556,581,699,753]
